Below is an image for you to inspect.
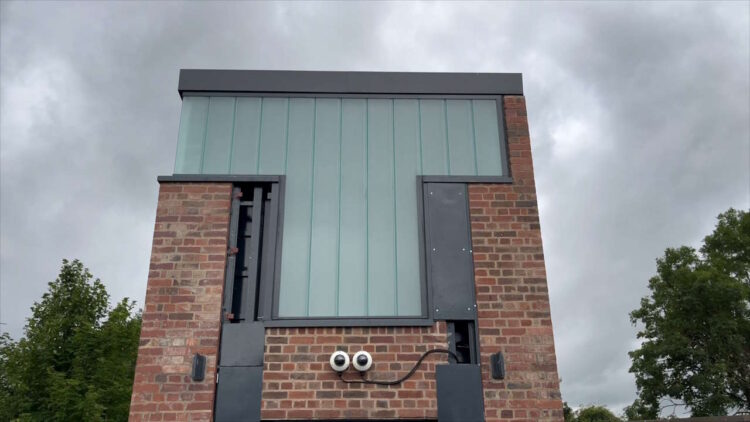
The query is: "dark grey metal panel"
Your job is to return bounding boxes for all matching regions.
[424,183,477,320]
[219,322,265,366]
[436,365,485,422]
[214,366,262,422]
[178,69,523,97]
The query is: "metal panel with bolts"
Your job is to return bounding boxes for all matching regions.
[423,183,477,320]
[214,366,263,422]
[436,364,485,422]
[218,322,265,367]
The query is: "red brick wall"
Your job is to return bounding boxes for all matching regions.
[261,324,449,420]
[469,96,563,422]
[129,183,232,422]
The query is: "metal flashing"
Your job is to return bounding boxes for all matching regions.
[157,174,283,183]
[178,69,523,97]
[263,316,434,328]
[420,175,513,184]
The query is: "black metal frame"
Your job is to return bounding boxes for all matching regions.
[264,176,434,328]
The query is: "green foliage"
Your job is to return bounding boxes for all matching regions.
[564,402,575,422]
[622,398,657,420]
[566,404,622,422]
[0,259,141,421]
[628,208,750,417]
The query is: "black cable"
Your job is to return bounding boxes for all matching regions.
[337,348,459,386]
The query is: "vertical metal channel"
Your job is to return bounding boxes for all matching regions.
[216,182,280,422]
[240,187,265,320]
[496,95,510,178]
[222,187,242,320]
[257,184,279,321]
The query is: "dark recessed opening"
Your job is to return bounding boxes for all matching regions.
[447,320,478,365]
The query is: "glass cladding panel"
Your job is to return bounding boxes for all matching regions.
[175,96,209,173]
[393,100,423,316]
[173,95,507,318]
[472,100,503,176]
[446,100,477,176]
[258,98,288,174]
[230,98,262,174]
[202,97,236,173]
[308,99,341,316]
[367,99,397,316]
[419,99,449,175]
[277,98,315,317]
[337,99,368,316]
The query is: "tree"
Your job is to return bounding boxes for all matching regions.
[0,259,141,421]
[564,402,575,422]
[564,404,622,422]
[575,405,622,422]
[628,208,750,417]
[622,398,657,421]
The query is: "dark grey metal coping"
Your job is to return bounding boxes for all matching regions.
[178,69,523,97]
[158,174,284,183]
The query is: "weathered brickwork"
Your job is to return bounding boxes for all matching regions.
[260,324,449,420]
[129,183,232,422]
[470,96,563,422]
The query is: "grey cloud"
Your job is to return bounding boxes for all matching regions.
[1,1,747,414]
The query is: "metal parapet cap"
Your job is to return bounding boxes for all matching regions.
[178,69,523,97]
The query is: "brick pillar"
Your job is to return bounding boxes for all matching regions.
[129,183,232,422]
[470,96,564,422]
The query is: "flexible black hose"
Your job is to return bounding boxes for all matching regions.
[338,348,459,386]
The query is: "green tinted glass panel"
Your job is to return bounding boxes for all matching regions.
[308,99,341,316]
[258,98,287,174]
[446,100,477,175]
[473,100,504,175]
[337,99,368,316]
[174,95,506,317]
[230,98,262,174]
[277,98,315,316]
[202,97,236,173]
[393,100,423,315]
[175,96,209,173]
[367,99,397,315]
[419,100,449,175]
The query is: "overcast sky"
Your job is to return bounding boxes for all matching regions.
[1,1,748,414]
